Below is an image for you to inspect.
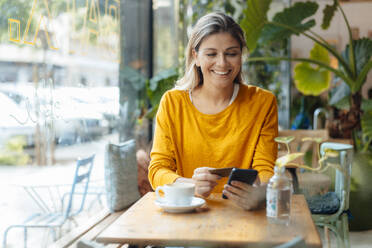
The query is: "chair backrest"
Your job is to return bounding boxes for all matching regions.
[64,154,95,220]
[278,129,329,167]
[320,142,353,209]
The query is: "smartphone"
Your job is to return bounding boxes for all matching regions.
[222,168,258,199]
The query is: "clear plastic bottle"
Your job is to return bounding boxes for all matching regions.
[266,165,293,225]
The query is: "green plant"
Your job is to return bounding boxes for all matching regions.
[0,136,30,165]
[178,0,285,102]
[121,66,177,121]
[244,42,285,107]
[241,0,372,152]
[145,68,178,119]
[275,136,344,175]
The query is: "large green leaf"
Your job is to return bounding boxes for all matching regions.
[275,136,295,144]
[302,137,324,143]
[294,43,331,96]
[149,68,178,91]
[321,0,338,30]
[146,68,178,119]
[120,66,147,91]
[294,64,331,96]
[342,38,372,92]
[329,81,350,110]
[310,42,331,64]
[240,0,272,51]
[260,1,318,44]
[361,99,372,151]
[353,38,372,91]
[354,39,372,74]
[276,153,304,167]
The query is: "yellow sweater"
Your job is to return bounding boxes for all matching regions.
[148,84,278,193]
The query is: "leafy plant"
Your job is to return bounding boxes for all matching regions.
[146,68,178,119]
[244,40,286,107]
[121,65,178,123]
[275,136,345,176]
[241,0,372,152]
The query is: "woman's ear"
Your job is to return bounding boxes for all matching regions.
[192,49,200,67]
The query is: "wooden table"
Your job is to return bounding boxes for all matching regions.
[97,193,322,247]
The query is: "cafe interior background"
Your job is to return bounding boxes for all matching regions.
[0,0,372,247]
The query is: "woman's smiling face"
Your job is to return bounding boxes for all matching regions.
[194,32,242,89]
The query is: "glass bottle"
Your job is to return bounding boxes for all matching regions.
[266,165,293,225]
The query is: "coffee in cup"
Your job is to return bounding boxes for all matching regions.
[155,182,195,206]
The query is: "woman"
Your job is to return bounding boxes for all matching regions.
[148,12,278,210]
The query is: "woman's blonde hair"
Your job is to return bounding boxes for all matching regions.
[175,12,247,91]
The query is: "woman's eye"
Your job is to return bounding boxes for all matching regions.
[207,54,216,57]
[226,53,238,57]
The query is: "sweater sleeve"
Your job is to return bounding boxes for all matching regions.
[252,94,278,183]
[148,93,181,190]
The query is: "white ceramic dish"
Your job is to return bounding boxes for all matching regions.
[155,197,206,213]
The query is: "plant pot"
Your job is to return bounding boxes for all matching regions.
[349,151,372,231]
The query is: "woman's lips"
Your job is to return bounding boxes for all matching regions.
[212,70,231,75]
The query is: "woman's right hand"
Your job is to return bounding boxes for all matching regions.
[192,167,221,198]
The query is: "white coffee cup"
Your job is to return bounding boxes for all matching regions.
[155,182,195,206]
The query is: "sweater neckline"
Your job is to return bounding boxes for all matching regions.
[186,84,241,117]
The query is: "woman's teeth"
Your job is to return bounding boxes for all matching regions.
[213,70,229,75]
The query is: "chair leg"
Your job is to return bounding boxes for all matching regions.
[341,214,350,248]
[319,222,344,248]
[3,226,28,248]
[51,228,57,241]
[327,221,345,248]
[3,226,12,248]
[24,227,27,248]
[324,227,331,248]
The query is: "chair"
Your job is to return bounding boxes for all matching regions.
[71,179,106,211]
[308,142,353,248]
[3,154,95,248]
[277,129,330,193]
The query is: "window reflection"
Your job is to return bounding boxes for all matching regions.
[0,0,122,166]
[0,0,172,246]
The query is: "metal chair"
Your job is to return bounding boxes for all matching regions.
[309,142,353,248]
[3,154,95,248]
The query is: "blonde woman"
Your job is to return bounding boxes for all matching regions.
[148,12,278,210]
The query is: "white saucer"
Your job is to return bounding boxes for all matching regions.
[155,197,206,213]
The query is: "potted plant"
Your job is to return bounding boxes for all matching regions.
[240,0,372,230]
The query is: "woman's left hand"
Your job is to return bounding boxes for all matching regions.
[222,180,266,211]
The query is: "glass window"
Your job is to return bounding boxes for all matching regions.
[0,0,152,246]
[0,0,121,161]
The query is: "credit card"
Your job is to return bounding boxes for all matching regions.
[208,167,234,177]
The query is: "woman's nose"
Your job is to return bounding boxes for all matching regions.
[216,54,227,66]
